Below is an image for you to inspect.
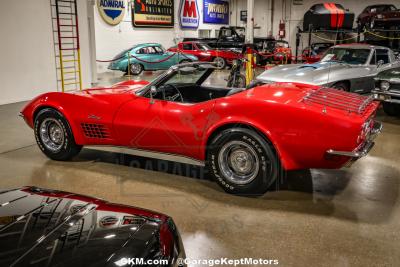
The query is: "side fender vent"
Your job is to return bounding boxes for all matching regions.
[81,123,110,139]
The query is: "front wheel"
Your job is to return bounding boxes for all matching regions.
[207,128,279,196]
[227,74,246,88]
[383,102,400,116]
[34,108,82,161]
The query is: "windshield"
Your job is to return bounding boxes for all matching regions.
[197,43,211,51]
[321,48,371,65]
[164,67,209,85]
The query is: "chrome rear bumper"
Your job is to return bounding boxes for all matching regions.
[326,121,382,158]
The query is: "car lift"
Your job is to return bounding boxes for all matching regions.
[295,25,400,62]
[50,0,82,92]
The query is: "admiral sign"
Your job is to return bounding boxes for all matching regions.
[203,0,229,24]
[97,0,127,26]
[179,0,199,29]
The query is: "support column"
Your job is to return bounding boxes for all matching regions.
[87,0,98,86]
[246,0,254,43]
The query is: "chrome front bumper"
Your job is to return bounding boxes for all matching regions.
[372,89,400,104]
[326,121,383,158]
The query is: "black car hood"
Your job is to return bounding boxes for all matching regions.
[0,187,183,267]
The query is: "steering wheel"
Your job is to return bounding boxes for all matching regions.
[162,84,184,103]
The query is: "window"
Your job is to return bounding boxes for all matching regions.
[137,46,157,54]
[182,43,194,50]
[321,48,370,65]
[154,46,164,54]
[196,43,211,51]
[376,49,390,64]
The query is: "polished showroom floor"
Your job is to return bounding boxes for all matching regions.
[1,70,400,266]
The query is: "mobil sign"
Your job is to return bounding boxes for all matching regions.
[179,0,199,29]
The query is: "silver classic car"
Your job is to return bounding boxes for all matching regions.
[257,44,400,93]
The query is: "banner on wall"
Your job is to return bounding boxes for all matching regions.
[203,0,229,24]
[179,0,200,29]
[132,0,174,28]
[97,0,127,26]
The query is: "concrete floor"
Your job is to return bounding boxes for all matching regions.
[1,70,400,266]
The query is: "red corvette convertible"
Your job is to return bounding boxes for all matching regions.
[21,62,382,195]
[168,42,241,69]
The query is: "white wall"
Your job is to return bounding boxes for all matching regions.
[95,0,228,73]
[230,0,400,54]
[0,0,93,105]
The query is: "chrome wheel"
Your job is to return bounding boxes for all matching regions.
[130,63,142,75]
[218,140,259,185]
[39,118,64,153]
[213,57,225,69]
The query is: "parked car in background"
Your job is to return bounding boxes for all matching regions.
[257,44,400,93]
[168,41,241,69]
[303,3,354,31]
[372,67,400,116]
[108,43,198,75]
[0,186,185,266]
[258,40,293,64]
[183,26,276,53]
[21,62,382,195]
[357,4,400,29]
[302,42,334,63]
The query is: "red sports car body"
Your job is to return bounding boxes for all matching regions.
[21,62,382,195]
[168,42,240,68]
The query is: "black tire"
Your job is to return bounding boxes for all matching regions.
[382,102,400,116]
[227,74,246,88]
[213,57,226,69]
[34,108,82,161]
[207,128,279,196]
[332,81,349,91]
[129,63,143,75]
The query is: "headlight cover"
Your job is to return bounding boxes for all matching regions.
[380,80,390,91]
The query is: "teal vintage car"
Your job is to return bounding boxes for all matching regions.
[108,43,198,75]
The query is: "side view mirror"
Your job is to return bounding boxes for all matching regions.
[150,86,157,104]
[377,60,384,68]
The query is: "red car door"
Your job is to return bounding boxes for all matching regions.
[113,95,216,159]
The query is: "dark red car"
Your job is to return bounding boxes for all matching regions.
[168,41,241,69]
[357,4,400,29]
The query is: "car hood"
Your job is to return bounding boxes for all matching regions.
[0,186,183,267]
[256,62,351,85]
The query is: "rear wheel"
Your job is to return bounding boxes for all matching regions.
[213,57,226,69]
[332,81,349,91]
[34,108,82,161]
[207,128,279,196]
[129,63,143,75]
[383,102,400,116]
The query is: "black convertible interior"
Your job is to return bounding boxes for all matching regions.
[155,83,241,103]
[142,64,249,104]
